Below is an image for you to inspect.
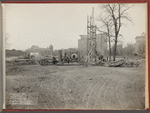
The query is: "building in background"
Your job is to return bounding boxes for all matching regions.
[25,45,53,56]
[78,33,107,56]
[134,33,146,55]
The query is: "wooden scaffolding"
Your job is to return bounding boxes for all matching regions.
[86,8,98,64]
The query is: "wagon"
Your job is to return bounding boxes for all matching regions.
[39,55,58,66]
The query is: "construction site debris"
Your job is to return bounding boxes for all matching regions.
[109,58,140,67]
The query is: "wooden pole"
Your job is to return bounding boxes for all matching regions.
[58,50,62,63]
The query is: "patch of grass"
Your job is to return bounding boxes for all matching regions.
[6,65,24,75]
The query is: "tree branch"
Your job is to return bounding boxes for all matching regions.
[120,4,134,16]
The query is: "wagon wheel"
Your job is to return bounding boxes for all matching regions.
[39,60,43,65]
[42,60,48,66]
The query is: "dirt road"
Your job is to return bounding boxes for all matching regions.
[6,64,145,110]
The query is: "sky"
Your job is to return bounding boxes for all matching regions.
[2,3,147,51]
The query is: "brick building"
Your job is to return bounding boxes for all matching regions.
[78,33,107,56]
[25,45,53,56]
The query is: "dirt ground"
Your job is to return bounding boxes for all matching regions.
[5,62,145,110]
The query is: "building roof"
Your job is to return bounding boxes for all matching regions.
[31,45,40,49]
[27,45,51,51]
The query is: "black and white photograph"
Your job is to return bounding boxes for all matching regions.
[2,3,148,110]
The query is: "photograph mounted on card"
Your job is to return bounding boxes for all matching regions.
[1,2,149,110]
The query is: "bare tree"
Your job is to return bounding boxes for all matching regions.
[98,4,134,61]
[97,16,113,62]
[126,43,135,55]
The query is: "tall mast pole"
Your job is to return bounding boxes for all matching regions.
[86,7,97,63]
[87,15,89,56]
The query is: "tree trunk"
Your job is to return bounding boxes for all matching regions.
[108,36,111,62]
[113,37,118,61]
[113,20,118,61]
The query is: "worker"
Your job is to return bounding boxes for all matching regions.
[107,55,108,61]
[101,55,103,60]
[67,57,69,64]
